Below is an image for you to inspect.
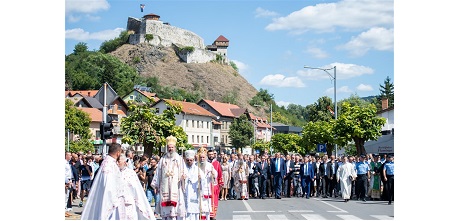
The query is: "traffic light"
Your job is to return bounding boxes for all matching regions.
[100,115,113,140]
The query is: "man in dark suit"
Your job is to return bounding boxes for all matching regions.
[328,155,340,197]
[300,155,316,199]
[270,152,286,199]
[319,155,331,198]
[255,154,269,199]
[247,155,257,198]
[284,155,294,197]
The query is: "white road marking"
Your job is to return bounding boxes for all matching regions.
[242,199,253,212]
[337,214,362,220]
[267,214,289,220]
[370,215,394,220]
[233,214,252,220]
[314,198,348,213]
[288,210,314,213]
[301,214,327,220]
[233,211,276,213]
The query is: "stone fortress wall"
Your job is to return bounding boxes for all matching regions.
[127,16,227,64]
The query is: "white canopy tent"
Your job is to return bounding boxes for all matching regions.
[364,134,394,154]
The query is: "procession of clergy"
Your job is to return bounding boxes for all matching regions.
[80,135,226,220]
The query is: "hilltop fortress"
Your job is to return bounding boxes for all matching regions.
[127,13,229,64]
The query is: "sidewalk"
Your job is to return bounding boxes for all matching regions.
[65,198,161,220]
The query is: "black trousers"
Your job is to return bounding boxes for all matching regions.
[329,175,338,196]
[322,176,330,196]
[259,175,267,197]
[385,175,394,202]
[356,174,368,199]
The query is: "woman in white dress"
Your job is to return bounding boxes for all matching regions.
[336,156,357,202]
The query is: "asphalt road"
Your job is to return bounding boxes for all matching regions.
[66,195,393,220]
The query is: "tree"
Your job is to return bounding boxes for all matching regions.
[229,114,253,150]
[271,111,289,125]
[65,50,140,96]
[305,96,334,122]
[99,30,131,53]
[252,141,270,155]
[65,99,94,153]
[334,102,386,155]
[379,76,394,107]
[270,133,302,155]
[73,42,88,55]
[301,121,335,156]
[120,100,189,157]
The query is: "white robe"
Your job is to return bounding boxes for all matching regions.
[152,152,186,219]
[120,166,156,220]
[81,155,124,220]
[336,162,357,200]
[183,162,217,220]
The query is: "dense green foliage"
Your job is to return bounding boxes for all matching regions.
[65,44,140,96]
[335,102,387,155]
[120,101,190,157]
[301,120,335,156]
[99,31,130,53]
[229,114,254,149]
[65,99,94,153]
[271,133,303,155]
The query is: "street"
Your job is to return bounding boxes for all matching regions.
[215,196,393,220]
[67,196,393,220]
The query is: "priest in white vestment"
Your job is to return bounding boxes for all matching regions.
[81,143,124,220]
[336,156,357,202]
[152,135,186,220]
[118,154,156,220]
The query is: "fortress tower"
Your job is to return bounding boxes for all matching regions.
[127,14,229,64]
[206,35,229,64]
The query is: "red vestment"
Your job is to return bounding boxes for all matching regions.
[210,159,223,218]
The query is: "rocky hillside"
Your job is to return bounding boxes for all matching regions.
[110,43,267,117]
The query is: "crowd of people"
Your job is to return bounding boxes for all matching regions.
[65,137,394,220]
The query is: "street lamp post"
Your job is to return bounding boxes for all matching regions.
[304,65,337,158]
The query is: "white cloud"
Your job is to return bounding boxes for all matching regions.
[254,7,279,18]
[326,86,352,94]
[260,74,305,88]
[339,27,394,56]
[276,101,292,108]
[298,62,374,80]
[356,84,373,91]
[306,47,328,59]
[65,28,124,41]
[265,0,393,33]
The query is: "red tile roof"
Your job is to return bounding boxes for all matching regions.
[65,90,98,97]
[201,99,241,117]
[164,99,215,117]
[138,90,160,102]
[215,35,229,42]
[77,107,103,122]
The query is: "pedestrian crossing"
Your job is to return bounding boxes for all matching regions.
[232,213,393,220]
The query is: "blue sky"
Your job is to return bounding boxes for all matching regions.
[65,0,394,107]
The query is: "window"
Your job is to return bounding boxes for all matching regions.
[221,135,224,143]
[192,135,194,143]
[192,120,195,128]
[207,136,209,144]
[201,136,204,143]
[186,120,189,127]
[129,95,134,100]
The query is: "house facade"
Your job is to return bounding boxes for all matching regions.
[197,99,242,151]
[153,99,216,149]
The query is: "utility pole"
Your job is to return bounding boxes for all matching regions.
[102,83,107,158]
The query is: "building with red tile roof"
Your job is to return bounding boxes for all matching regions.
[197,99,243,149]
[153,99,217,149]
